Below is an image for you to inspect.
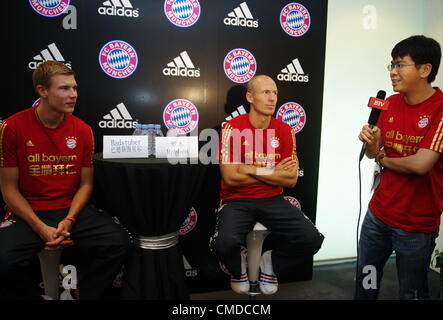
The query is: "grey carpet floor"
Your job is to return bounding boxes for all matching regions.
[191,257,442,300]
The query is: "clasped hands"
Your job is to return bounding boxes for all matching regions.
[38,219,75,251]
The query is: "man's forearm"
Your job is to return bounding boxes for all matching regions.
[251,167,297,187]
[225,172,263,187]
[381,157,417,174]
[66,183,92,219]
[380,149,441,175]
[241,164,297,188]
[221,161,297,188]
[365,136,383,159]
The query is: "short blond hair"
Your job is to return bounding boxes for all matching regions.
[32,61,74,91]
[246,75,274,93]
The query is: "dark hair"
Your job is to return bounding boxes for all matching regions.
[391,35,441,83]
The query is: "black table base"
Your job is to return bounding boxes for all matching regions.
[92,154,205,300]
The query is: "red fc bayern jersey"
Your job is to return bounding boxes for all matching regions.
[219,114,297,201]
[369,88,443,232]
[0,107,94,211]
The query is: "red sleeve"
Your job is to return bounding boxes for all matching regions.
[421,111,443,153]
[280,126,297,162]
[219,122,233,164]
[0,120,19,168]
[82,126,94,167]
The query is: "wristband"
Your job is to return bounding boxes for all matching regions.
[375,153,386,166]
[63,217,76,224]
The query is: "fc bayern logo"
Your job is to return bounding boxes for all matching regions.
[271,137,280,148]
[99,40,138,79]
[65,137,77,149]
[164,0,201,28]
[179,207,198,235]
[223,48,257,84]
[29,0,70,17]
[280,3,311,37]
[276,102,306,134]
[418,117,430,128]
[284,196,301,209]
[163,99,199,135]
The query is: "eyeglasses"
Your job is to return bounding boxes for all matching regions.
[387,63,416,71]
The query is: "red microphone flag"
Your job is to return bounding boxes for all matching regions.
[368,97,389,110]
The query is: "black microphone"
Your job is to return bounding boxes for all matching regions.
[359,90,387,161]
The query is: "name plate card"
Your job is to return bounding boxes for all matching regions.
[103,136,149,159]
[155,137,199,159]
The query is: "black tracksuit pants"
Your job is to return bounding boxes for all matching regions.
[0,205,133,300]
[212,196,324,278]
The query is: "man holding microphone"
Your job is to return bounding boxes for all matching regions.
[357,35,443,300]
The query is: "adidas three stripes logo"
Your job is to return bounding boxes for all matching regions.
[163,51,201,77]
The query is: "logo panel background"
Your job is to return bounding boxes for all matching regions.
[3,0,328,294]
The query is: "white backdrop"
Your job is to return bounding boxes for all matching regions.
[316,0,442,262]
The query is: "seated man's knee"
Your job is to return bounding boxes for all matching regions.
[113,228,134,253]
[306,229,324,254]
[214,234,241,257]
[0,248,20,276]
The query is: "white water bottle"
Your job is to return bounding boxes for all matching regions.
[155,124,164,137]
[141,124,149,136]
[147,124,155,157]
[132,123,142,135]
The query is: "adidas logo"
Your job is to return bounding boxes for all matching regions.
[183,256,197,277]
[28,43,71,70]
[225,105,247,122]
[99,103,138,129]
[224,2,258,28]
[162,51,200,78]
[98,0,139,18]
[26,140,35,147]
[222,105,247,126]
[277,58,309,83]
